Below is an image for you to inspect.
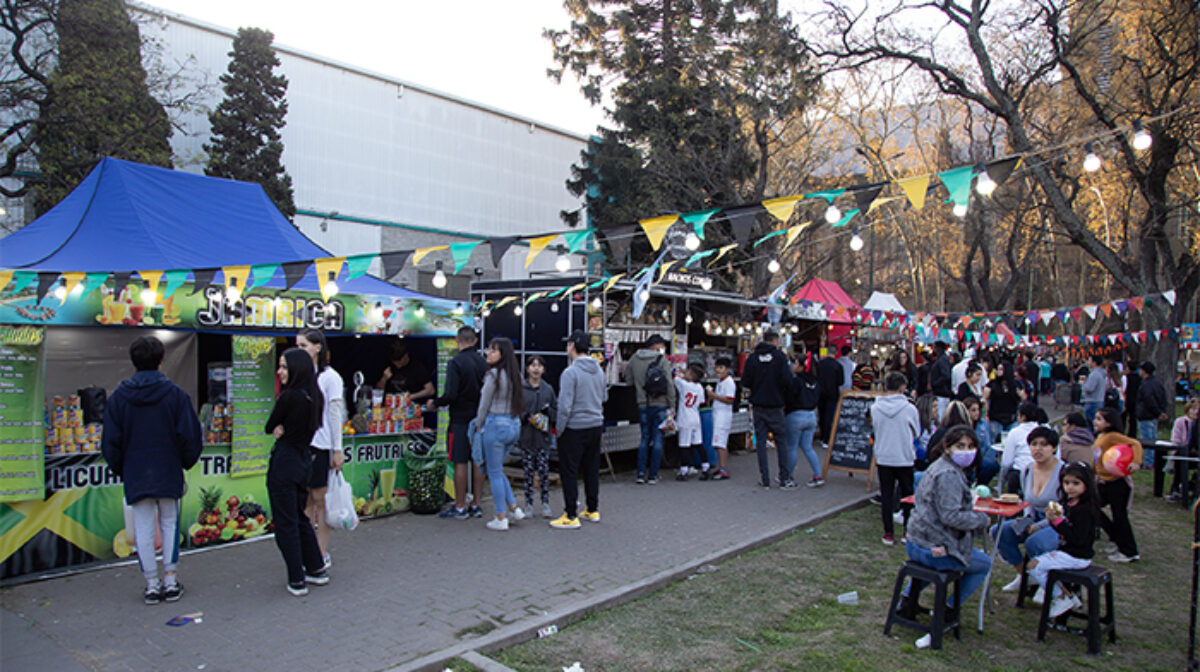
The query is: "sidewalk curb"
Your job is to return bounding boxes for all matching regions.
[386,493,874,672]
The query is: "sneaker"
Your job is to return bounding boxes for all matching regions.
[881,533,895,546]
[806,476,825,488]
[321,553,332,571]
[486,517,509,531]
[675,472,689,481]
[893,511,905,526]
[511,506,527,521]
[869,494,883,506]
[541,503,553,518]
[781,479,798,489]
[287,582,308,597]
[759,480,771,489]
[162,582,183,602]
[687,466,701,477]
[1166,492,1182,503]
[1001,574,1024,592]
[647,477,659,485]
[579,510,600,523]
[712,468,730,481]
[143,584,163,605]
[305,570,330,586]
[635,473,646,484]
[1032,586,1045,605]
[438,506,469,520]
[1108,552,1140,563]
[549,513,581,529]
[1049,593,1082,618]
[468,505,484,518]
[698,469,711,481]
[915,633,932,649]
[1103,541,1118,554]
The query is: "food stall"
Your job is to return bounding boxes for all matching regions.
[0,158,465,581]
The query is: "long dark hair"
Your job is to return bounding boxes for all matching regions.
[1094,406,1122,434]
[938,425,981,470]
[280,347,324,437]
[487,337,524,412]
[889,350,913,376]
[298,328,329,370]
[1058,460,1098,512]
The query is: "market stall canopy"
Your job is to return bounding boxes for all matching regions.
[791,278,861,310]
[0,157,430,299]
[863,291,907,313]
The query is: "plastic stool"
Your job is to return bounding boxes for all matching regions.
[883,560,963,650]
[1036,565,1116,655]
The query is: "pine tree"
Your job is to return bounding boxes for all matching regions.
[204,27,295,219]
[34,0,173,213]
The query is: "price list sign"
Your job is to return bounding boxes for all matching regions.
[229,335,276,477]
[0,326,46,501]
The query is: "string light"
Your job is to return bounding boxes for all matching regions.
[323,271,339,298]
[824,204,841,224]
[591,296,602,311]
[414,303,426,318]
[974,162,996,196]
[684,231,701,251]
[514,304,523,316]
[1083,142,1101,172]
[849,227,864,252]
[1131,120,1152,151]
[700,276,713,291]
[140,286,156,305]
[550,301,559,313]
[703,319,711,330]
[226,278,241,303]
[685,313,693,324]
[952,202,969,218]
[767,257,781,274]
[638,288,650,303]
[53,279,67,301]
[555,245,570,273]
[432,261,447,289]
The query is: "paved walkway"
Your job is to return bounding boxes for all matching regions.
[1,449,870,672]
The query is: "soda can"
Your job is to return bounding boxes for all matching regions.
[368,420,380,435]
[219,431,232,443]
[53,396,66,409]
[67,394,80,408]
[537,625,558,638]
[371,408,383,421]
[73,409,84,424]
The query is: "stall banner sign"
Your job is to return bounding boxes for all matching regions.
[435,338,456,496]
[181,443,273,549]
[0,281,466,336]
[340,431,436,518]
[229,335,275,478]
[1182,323,1200,345]
[0,325,46,502]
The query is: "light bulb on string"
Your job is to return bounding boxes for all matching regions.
[849,227,865,252]
[226,278,241,304]
[638,288,650,303]
[1131,119,1152,151]
[550,301,560,313]
[53,279,67,301]
[703,319,711,330]
[591,296,602,311]
[323,271,339,298]
[700,276,713,291]
[661,308,669,320]
[1083,142,1102,172]
[555,246,570,273]
[514,304,523,316]
[141,286,156,305]
[685,313,693,324]
[414,303,426,318]
[481,308,491,318]
[684,231,701,251]
[824,203,841,224]
[952,202,969,218]
[767,257,781,274]
[974,162,996,196]
[713,325,722,335]
[432,261,447,289]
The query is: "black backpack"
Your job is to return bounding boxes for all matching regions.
[1104,383,1121,408]
[643,355,669,399]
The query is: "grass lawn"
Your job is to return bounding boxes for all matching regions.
[491,470,1193,672]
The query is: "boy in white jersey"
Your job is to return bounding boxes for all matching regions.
[707,357,736,480]
[674,364,706,480]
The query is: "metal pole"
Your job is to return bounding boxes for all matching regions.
[1190,496,1199,670]
[868,225,875,296]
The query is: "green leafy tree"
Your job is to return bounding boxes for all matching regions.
[33,0,172,213]
[204,27,294,219]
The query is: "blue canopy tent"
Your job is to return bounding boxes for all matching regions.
[0,157,430,300]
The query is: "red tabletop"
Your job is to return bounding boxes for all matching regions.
[898,495,1027,517]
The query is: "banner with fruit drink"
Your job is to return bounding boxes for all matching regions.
[229,335,276,478]
[340,431,435,518]
[0,325,46,502]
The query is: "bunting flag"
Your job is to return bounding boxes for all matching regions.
[380,251,411,280]
[189,268,215,295]
[524,291,547,305]
[657,259,679,282]
[222,265,252,298]
[601,224,637,263]
[136,270,162,302]
[938,165,975,207]
[987,157,1021,187]
[494,295,517,309]
[762,196,802,224]
[0,269,12,293]
[161,270,189,299]
[1164,289,1177,305]
[488,236,517,268]
[832,208,860,228]
[725,206,761,245]
[897,175,931,210]
[563,228,594,254]
[686,250,716,267]
[682,208,719,240]
[278,262,307,291]
[345,254,374,280]
[604,273,625,292]
[804,188,845,203]
[868,195,903,213]
[632,265,653,319]
[449,241,482,274]
[564,282,587,296]
[525,234,556,269]
[313,258,344,301]
[413,246,446,266]
[753,228,789,247]
[785,223,809,248]
[10,270,36,296]
[638,215,677,251]
[708,243,738,267]
[36,272,57,304]
[59,271,86,304]
[852,183,886,213]
[547,285,569,298]
[249,263,278,289]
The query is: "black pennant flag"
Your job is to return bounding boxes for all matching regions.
[488,237,517,268]
[986,157,1020,187]
[281,261,311,291]
[379,251,412,281]
[724,205,762,245]
[602,224,637,263]
[852,182,886,214]
[111,271,133,298]
[36,272,57,305]
[190,268,216,295]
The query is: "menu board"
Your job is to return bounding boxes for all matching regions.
[229,335,276,477]
[823,391,880,487]
[0,326,46,501]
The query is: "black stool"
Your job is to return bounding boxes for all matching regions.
[1036,565,1116,655]
[1014,557,1040,608]
[884,560,963,650]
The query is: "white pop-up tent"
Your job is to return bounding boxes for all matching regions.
[863,291,907,313]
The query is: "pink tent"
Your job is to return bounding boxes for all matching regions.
[790,278,861,348]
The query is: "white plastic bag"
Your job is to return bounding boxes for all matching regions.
[325,471,359,531]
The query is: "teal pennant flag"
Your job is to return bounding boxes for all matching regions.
[346,254,375,280]
[249,263,279,289]
[681,208,720,240]
[80,272,112,298]
[938,165,975,207]
[563,229,594,254]
[832,208,860,228]
[450,241,483,274]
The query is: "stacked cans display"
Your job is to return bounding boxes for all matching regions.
[364,393,423,434]
[44,394,101,454]
[204,403,233,445]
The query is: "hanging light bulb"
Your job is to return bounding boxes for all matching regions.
[53,279,67,301]
[1083,142,1102,172]
[767,257,781,274]
[452,302,464,315]
[1131,119,1152,151]
[661,308,670,320]
[713,325,722,335]
[550,301,560,313]
[414,303,426,318]
[141,286,157,305]
[737,325,745,335]
[514,304,523,316]
[555,246,570,273]
[684,231,701,251]
[591,296,602,311]
[371,301,384,321]
[703,319,711,330]
[849,227,865,252]
[700,276,713,291]
[323,271,339,298]
[953,202,969,218]
[432,261,447,289]
[974,162,996,196]
[481,308,491,318]
[226,278,241,303]
[824,203,842,224]
[638,288,650,303]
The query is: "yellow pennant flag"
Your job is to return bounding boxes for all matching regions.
[222,265,251,296]
[412,246,447,266]
[314,257,346,301]
[639,215,677,251]
[762,196,802,224]
[708,243,738,267]
[604,273,625,292]
[59,271,86,304]
[657,259,679,282]
[896,175,931,210]
[525,235,556,269]
[0,269,12,293]
[565,282,588,296]
[867,195,903,213]
[494,295,517,309]
[136,270,162,303]
[524,291,547,305]
[784,222,810,249]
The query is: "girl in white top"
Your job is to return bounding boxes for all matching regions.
[674,364,706,479]
[297,329,344,568]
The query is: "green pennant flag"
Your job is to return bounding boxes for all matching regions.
[249,263,279,289]
[803,188,846,203]
[587,276,609,289]
[632,266,651,279]
[685,249,716,267]
[8,270,36,295]
[450,241,483,274]
[346,254,375,280]
[938,165,975,207]
[681,208,720,240]
[753,229,789,247]
[547,285,569,298]
[832,208,860,228]
[80,272,111,298]
[563,229,594,254]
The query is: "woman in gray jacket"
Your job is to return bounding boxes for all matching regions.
[901,425,991,620]
[476,337,525,530]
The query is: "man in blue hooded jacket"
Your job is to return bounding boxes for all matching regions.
[102,336,203,605]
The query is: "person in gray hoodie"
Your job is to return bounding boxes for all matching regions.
[551,330,608,529]
[871,372,920,545]
[1080,354,1108,424]
[626,334,675,483]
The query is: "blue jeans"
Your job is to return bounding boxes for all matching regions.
[991,520,1059,567]
[482,415,520,516]
[975,441,1000,486]
[1138,419,1159,468]
[986,419,1015,445]
[1083,402,1102,424]
[638,406,667,478]
[904,540,992,607]
[786,409,821,480]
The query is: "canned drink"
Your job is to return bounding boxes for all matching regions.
[219,431,231,443]
[67,394,80,408]
[73,409,84,424]
[87,423,101,439]
[371,408,383,421]
[537,625,558,638]
[53,396,66,409]
[73,426,86,441]
[206,431,219,445]
[368,420,380,434]
[63,442,77,454]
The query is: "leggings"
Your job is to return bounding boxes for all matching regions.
[877,465,914,536]
[522,445,550,506]
[131,497,180,583]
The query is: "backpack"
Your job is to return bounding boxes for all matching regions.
[643,355,669,399]
[1104,381,1121,408]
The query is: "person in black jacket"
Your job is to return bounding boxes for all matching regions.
[265,348,327,596]
[741,330,794,488]
[428,326,489,518]
[1135,361,1169,467]
[102,336,203,605]
[929,341,953,417]
[1027,461,1099,617]
[785,352,825,488]
[815,352,844,445]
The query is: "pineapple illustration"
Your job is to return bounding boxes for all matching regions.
[198,486,223,526]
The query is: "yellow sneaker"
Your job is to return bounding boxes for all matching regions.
[549,513,581,529]
[579,510,600,523]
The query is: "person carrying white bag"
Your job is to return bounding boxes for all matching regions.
[325,472,359,531]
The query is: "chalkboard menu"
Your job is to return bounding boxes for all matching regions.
[823,391,881,486]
